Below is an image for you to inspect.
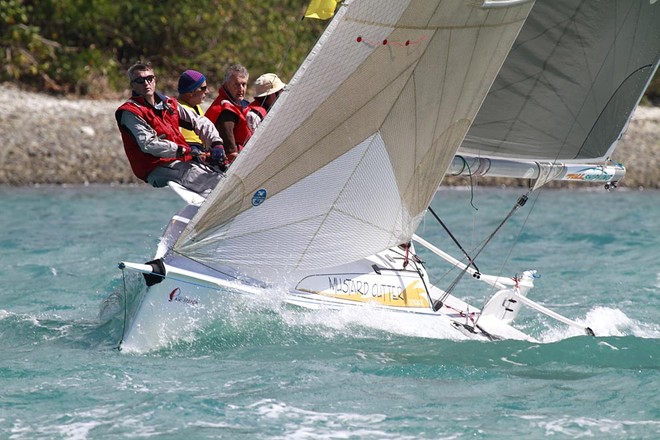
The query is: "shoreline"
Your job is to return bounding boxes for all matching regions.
[2,84,658,188]
[2,183,656,195]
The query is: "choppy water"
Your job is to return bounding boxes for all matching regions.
[1,185,658,439]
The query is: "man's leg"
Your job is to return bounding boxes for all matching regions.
[148,162,222,195]
[180,162,223,195]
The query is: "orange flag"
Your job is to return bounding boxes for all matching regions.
[304,0,340,20]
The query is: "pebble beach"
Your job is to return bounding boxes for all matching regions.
[1,84,658,188]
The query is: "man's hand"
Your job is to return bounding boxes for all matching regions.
[210,145,226,164]
[190,146,210,162]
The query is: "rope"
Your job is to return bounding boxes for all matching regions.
[442,303,477,325]
[115,267,128,351]
[407,253,435,311]
[473,188,542,316]
[427,206,480,275]
[171,249,239,284]
[402,243,410,268]
[437,191,530,306]
[464,158,478,211]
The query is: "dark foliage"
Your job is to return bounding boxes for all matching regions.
[0,0,326,96]
[1,0,658,102]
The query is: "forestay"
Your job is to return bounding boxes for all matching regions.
[460,0,660,163]
[174,0,535,279]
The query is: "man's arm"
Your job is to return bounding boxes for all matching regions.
[178,104,223,149]
[215,110,239,157]
[246,109,261,133]
[119,111,180,157]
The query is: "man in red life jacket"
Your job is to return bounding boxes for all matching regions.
[245,73,286,133]
[115,61,226,196]
[205,64,251,165]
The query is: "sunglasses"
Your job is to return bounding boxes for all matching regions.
[132,75,155,84]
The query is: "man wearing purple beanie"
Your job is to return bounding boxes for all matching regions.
[177,70,210,150]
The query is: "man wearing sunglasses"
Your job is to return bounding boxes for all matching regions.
[115,61,226,196]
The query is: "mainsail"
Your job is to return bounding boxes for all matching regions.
[174,0,536,279]
[460,0,660,163]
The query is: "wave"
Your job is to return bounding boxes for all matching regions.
[87,281,660,375]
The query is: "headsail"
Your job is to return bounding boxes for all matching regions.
[460,0,660,163]
[174,0,534,279]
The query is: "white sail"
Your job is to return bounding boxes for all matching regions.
[173,0,535,280]
[114,0,659,350]
[461,0,660,163]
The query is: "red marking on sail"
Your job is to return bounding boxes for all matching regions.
[356,36,427,48]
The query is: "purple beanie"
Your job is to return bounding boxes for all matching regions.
[178,69,206,94]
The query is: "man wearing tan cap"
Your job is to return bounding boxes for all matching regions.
[245,73,286,133]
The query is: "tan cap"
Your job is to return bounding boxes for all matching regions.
[253,73,286,97]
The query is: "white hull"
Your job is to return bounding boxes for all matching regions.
[114,204,541,352]
[118,268,533,353]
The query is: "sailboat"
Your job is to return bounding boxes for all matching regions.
[108,0,660,352]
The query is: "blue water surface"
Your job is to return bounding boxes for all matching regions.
[0,185,658,439]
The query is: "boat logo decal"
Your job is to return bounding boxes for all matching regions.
[565,167,613,181]
[251,188,267,206]
[168,287,199,306]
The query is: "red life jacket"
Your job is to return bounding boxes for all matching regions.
[205,87,251,149]
[244,102,268,134]
[245,102,267,120]
[115,94,191,181]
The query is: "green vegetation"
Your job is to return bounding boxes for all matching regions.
[1,0,658,103]
[0,0,326,96]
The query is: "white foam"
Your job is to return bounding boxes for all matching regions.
[526,415,660,438]
[279,302,468,341]
[539,306,660,342]
[246,399,411,440]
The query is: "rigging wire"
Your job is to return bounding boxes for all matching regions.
[474,184,545,312]
[381,244,436,309]
[276,7,328,82]
[464,158,479,211]
[408,254,435,312]
[435,190,532,307]
[427,206,480,275]
[171,248,241,283]
[115,266,129,351]
[406,234,496,338]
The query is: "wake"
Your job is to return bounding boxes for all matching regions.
[539,306,660,343]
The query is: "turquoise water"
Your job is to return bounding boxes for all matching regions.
[1,185,658,439]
